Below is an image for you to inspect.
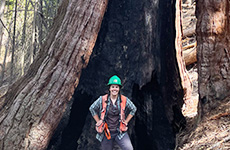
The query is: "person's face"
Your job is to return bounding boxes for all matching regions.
[109,84,120,96]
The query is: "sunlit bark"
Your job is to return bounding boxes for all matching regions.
[175,0,193,111]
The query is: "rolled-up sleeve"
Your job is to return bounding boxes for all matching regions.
[126,97,137,116]
[89,96,101,117]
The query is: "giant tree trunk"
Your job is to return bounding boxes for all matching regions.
[0,0,108,149]
[196,0,230,111]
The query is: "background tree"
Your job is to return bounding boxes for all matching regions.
[0,0,60,86]
[0,0,6,83]
[0,0,6,50]
[10,0,17,82]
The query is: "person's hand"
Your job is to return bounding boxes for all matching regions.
[95,120,105,133]
[123,120,128,126]
[120,120,128,132]
[96,120,103,127]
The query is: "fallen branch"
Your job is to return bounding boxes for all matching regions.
[209,112,230,120]
[0,19,13,42]
[0,19,10,35]
[183,42,197,50]
[183,47,197,65]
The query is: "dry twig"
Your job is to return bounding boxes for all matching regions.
[207,135,230,150]
[209,112,230,120]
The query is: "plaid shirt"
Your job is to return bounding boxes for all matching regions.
[89,95,137,142]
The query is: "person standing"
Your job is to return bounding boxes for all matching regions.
[89,75,137,150]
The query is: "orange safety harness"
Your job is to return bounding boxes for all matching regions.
[96,94,127,139]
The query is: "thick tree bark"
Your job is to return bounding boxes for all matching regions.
[196,0,230,110]
[0,0,108,149]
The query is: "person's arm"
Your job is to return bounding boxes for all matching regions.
[124,114,133,125]
[93,114,100,123]
[124,97,137,125]
[89,97,101,121]
[93,114,104,128]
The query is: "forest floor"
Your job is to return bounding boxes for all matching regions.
[177,97,230,150]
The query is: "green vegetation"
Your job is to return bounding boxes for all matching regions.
[0,0,60,85]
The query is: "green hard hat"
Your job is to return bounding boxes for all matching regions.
[107,75,122,86]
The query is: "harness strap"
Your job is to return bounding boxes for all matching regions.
[101,94,108,121]
[120,95,127,132]
[120,95,127,121]
[95,95,108,134]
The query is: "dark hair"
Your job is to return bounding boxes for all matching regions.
[105,91,121,103]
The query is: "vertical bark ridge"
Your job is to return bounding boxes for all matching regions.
[175,0,193,112]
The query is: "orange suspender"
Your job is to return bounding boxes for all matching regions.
[120,95,127,121]
[101,94,108,121]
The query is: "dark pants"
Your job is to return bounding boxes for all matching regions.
[101,132,133,150]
